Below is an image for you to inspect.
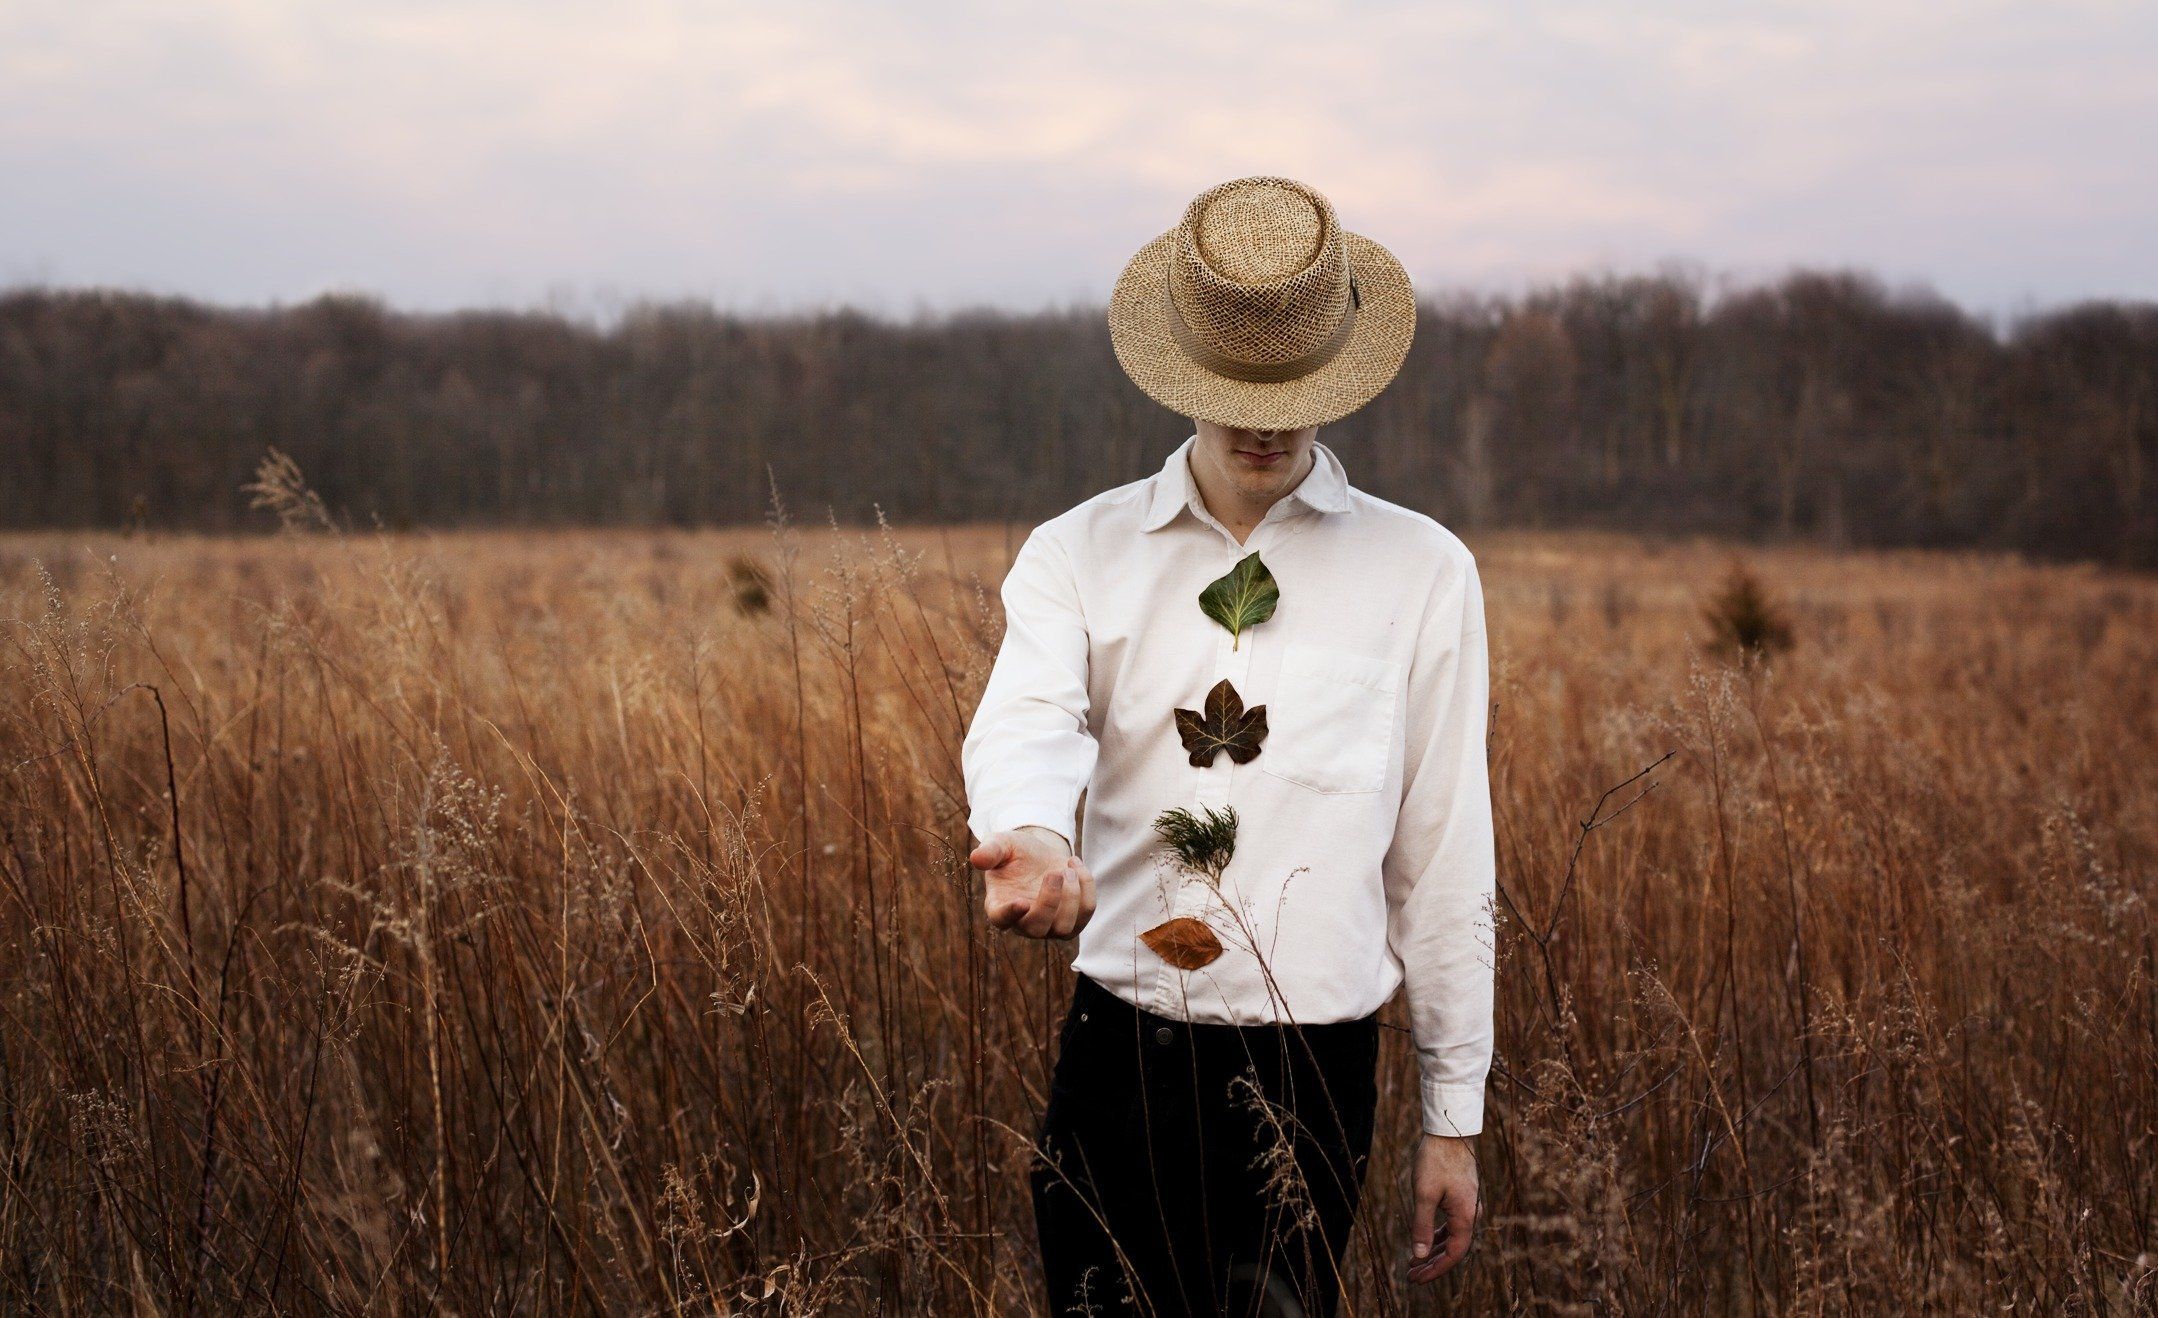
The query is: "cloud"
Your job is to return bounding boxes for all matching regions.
[1,0,2154,311]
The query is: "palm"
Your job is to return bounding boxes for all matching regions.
[985,858,1049,916]
[969,828,1096,940]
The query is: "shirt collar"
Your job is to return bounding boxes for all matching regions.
[1140,434,1353,533]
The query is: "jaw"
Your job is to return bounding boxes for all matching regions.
[1227,467,1293,500]
[1191,420,1316,511]
[1226,443,1307,496]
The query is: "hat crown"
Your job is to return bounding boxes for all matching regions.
[1169,177,1354,368]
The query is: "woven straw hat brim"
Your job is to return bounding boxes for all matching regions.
[1108,229,1415,430]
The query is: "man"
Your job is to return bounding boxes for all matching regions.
[963,176,1494,1317]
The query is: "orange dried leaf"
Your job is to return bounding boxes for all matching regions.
[1141,917,1223,970]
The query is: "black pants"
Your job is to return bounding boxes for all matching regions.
[1031,974,1379,1318]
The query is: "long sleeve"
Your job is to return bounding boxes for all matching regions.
[1381,549,1497,1136]
[962,527,1098,848]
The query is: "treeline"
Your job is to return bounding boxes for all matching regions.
[1,274,2152,564]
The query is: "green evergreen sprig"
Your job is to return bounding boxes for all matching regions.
[1152,805,1238,885]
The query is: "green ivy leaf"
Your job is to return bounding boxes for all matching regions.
[1198,552,1279,651]
[1173,679,1268,767]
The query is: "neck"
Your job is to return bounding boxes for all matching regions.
[1188,442,1316,544]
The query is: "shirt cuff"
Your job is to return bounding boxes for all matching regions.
[969,799,1076,851]
[1420,1078,1486,1137]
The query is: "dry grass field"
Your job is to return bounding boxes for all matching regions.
[0,511,2152,1314]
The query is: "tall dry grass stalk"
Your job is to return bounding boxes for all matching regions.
[0,512,2152,1313]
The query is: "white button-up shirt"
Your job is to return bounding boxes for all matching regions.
[962,434,1496,1136]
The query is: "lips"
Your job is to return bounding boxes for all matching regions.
[1235,449,1285,467]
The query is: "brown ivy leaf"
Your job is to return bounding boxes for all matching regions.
[1173,679,1268,768]
[1140,917,1223,970]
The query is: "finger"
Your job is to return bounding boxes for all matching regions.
[1406,1185,1440,1281]
[1050,861,1085,938]
[1444,1184,1481,1268]
[1419,1184,1479,1283]
[968,835,1013,872]
[984,883,1030,929]
[1017,863,1066,938]
[1069,859,1098,935]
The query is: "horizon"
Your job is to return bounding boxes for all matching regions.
[9,258,2151,333]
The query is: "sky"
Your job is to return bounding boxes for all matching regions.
[4,0,2156,317]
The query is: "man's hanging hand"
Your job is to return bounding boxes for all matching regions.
[1407,1132,1480,1285]
[970,826,1097,939]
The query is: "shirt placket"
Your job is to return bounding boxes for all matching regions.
[1150,503,1291,1013]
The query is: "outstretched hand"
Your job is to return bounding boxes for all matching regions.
[969,827,1097,939]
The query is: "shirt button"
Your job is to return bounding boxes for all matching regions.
[1154,1026,1174,1046]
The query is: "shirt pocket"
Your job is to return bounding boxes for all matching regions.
[1259,644,1403,795]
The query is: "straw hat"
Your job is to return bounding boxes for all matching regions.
[1109,176,1415,430]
